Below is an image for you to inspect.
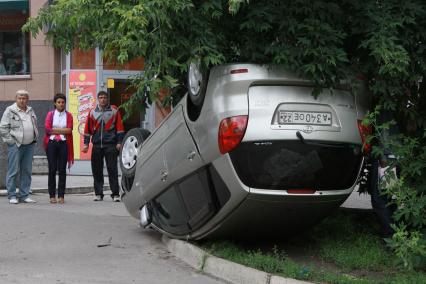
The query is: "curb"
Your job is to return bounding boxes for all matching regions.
[0,186,110,196]
[162,236,312,284]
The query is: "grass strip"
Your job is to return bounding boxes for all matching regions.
[199,209,426,283]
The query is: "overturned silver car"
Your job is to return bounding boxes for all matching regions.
[119,64,370,240]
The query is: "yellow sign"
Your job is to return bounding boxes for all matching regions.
[107,78,115,89]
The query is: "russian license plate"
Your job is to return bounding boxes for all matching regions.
[278,111,332,125]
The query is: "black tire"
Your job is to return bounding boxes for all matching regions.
[119,128,151,191]
[187,60,209,107]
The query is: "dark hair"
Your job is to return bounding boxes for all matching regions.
[53,93,66,103]
[97,91,108,98]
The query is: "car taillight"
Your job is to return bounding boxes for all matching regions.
[357,120,372,153]
[218,115,248,154]
[287,188,316,194]
[230,68,248,74]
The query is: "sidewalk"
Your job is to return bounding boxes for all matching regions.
[0,175,110,196]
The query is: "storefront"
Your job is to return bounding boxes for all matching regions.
[0,0,164,175]
[61,48,155,174]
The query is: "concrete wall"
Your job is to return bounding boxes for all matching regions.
[0,0,61,101]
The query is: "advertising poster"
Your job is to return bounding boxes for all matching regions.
[69,71,97,160]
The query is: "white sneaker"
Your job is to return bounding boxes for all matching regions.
[22,198,37,203]
[113,196,120,202]
[9,198,18,204]
[93,195,103,201]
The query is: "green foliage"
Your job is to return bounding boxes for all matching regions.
[387,224,426,270]
[24,0,426,269]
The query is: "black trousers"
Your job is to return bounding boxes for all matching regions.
[370,159,397,237]
[46,140,68,198]
[91,145,120,198]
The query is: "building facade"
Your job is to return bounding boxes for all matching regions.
[0,0,164,174]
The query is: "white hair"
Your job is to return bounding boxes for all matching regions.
[16,89,29,97]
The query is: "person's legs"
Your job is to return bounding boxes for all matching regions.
[91,146,104,198]
[104,145,120,198]
[57,142,68,198]
[6,144,19,200]
[18,143,34,200]
[46,141,58,198]
[370,159,394,237]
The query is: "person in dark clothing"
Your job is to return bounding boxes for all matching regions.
[82,91,125,202]
[8,57,27,75]
[370,156,398,238]
[369,108,400,238]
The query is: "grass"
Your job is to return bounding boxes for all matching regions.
[199,209,426,284]
[303,209,393,271]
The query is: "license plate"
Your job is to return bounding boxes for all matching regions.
[278,111,332,125]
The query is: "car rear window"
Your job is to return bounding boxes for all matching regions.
[230,140,363,191]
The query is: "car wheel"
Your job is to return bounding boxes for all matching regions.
[120,128,151,191]
[187,60,208,107]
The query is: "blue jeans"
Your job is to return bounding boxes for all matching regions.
[6,143,34,200]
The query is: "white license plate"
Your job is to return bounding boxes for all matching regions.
[278,111,332,125]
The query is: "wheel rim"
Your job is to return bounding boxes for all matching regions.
[121,135,139,170]
[188,62,202,96]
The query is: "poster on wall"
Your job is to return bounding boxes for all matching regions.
[68,71,96,160]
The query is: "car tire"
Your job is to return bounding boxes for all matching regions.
[187,60,208,107]
[120,128,151,191]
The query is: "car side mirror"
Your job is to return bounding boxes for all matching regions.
[140,204,152,228]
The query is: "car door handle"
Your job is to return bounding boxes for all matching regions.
[160,170,168,182]
[187,150,196,161]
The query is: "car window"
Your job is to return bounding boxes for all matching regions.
[151,167,224,235]
[230,141,363,190]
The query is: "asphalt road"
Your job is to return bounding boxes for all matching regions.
[0,193,224,284]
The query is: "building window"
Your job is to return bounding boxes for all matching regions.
[0,1,30,76]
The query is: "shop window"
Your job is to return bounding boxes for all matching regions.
[103,54,144,71]
[71,48,95,69]
[0,1,30,76]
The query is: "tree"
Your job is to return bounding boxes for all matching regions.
[25,0,426,269]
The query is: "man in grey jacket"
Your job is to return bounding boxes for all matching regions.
[0,90,38,204]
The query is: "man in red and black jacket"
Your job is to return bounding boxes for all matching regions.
[82,91,125,202]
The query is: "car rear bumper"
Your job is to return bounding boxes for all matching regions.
[186,153,359,240]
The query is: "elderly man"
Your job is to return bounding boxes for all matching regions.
[0,90,38,204]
